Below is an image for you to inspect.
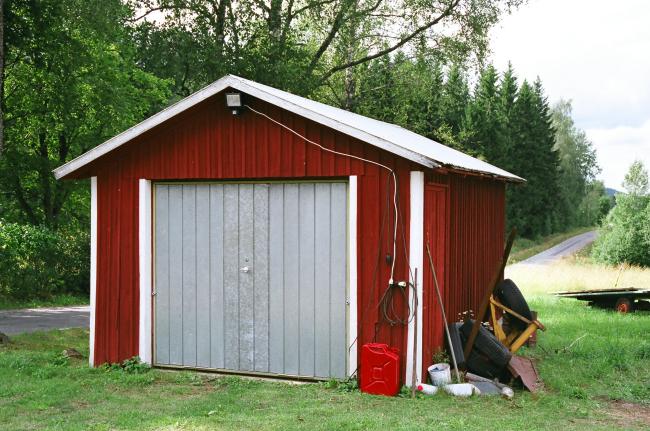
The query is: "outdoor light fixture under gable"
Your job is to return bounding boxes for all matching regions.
[226,92,243,115]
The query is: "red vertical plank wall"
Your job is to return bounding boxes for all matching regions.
[88,94,416,379]
[423,172,506,364]
[445,175,506,322]
[422,174,505,375]
[81,90,506,385]
[422,183,449,376]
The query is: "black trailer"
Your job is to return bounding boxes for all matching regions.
[555,288,650,313]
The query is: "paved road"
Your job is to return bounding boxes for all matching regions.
[519,230,598,265]
[0,306,89,336]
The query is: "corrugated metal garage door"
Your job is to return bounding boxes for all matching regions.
[153,182,348,379]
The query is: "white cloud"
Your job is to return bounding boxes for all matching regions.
[587,120,650,190]
[488,0,650,188]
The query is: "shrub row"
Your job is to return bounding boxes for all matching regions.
[0,222,89,301]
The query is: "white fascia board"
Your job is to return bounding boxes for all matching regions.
[405,171,424,386]
[89,177,98,367]
[53,75,436,180]
[347,176,358,377]
[138,179,153,364]
[233,81,437,169]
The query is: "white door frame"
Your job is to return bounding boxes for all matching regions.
[347,176,358,377]
[138,179,153,364]
[141,178,357,377]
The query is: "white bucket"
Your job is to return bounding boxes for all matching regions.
[428,363,451,386]
[443,383,481,397]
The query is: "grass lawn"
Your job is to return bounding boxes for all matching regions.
[508,227,595,264]
[1,283,649,430]
[0,294,89,311]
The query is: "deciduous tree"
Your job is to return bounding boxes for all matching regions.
[551,99,600,226]
[622,159,649,196]
[1,0,169,227]
[128,0,523,98]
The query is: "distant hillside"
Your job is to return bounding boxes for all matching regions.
[606,188,621,197]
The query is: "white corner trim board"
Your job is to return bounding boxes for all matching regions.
[406,171,424,386]
[89,177,97,367]
[347,176,358,377]
[138,179,153,365]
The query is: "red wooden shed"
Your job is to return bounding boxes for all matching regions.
[55,75,523,386]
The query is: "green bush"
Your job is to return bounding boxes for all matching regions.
[592,194,650,267]
[0,222,89,301]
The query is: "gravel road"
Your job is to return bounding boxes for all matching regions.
[0,306,89,335]
[518,230,598,265]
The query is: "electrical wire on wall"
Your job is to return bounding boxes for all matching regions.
[244,103,417,377]
[245,103,399,284]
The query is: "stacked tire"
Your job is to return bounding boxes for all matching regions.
[459,320,511,379]
[445,279,532,379]
[495,279,533,329]
[446,321,511,379]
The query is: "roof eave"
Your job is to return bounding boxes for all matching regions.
[53,75,440,179]
[442,164,526,183]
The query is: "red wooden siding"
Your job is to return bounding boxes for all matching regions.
[78,89,506,385]
[422,183,449,376]
[420,176,505,375]
[444,174,506,321]
[87,94,416,378]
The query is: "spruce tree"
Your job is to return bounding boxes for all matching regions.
[355,56,397,122]
[507,79,562,237]
[496,63,518,172]
[426,58,445,138]
[439,63,469,136]
[532,78,562,233]
[464,64,500,161]
[392,52,431,135]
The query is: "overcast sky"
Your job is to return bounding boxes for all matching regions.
[489,0,650,189]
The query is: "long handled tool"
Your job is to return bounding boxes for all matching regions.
[426,242,461,383]
[463,229,517,361]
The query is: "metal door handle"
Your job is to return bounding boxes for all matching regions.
[240,266,250,273]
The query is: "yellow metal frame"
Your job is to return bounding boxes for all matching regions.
[489,297,545,353]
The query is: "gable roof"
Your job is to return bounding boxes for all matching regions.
[53,75,523,182]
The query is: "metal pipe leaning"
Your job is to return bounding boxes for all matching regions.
[463,229,517,361]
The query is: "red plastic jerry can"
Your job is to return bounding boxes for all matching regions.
[359,343,400,396]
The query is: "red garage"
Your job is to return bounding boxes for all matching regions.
[54,75,522,386]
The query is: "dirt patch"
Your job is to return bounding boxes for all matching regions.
[605,400,650,429]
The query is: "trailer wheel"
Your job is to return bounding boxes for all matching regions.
[615,297,634,313]
[495,279,533,328]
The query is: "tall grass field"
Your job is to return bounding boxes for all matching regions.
[506,258,650,294]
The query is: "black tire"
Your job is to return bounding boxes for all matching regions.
[495,279,533,328]
[445,323,466,369]
[465,351,506,379]
[460,320,512,368]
